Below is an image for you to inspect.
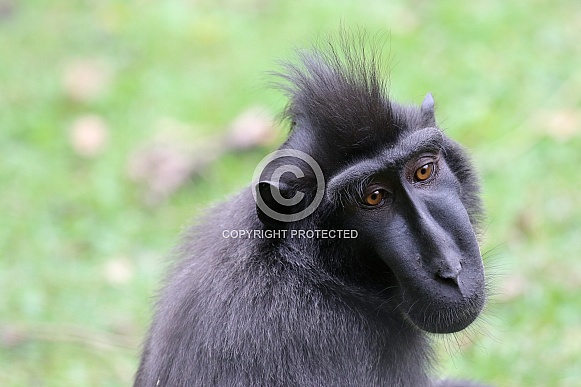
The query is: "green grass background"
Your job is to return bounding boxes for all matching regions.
[1,1,580,386]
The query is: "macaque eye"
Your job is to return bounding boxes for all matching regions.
[363,190,385,206]
[414,162,435,182]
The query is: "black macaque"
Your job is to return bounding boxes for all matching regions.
[135,34,489,387]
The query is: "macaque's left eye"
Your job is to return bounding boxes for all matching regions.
[414,162,435,182]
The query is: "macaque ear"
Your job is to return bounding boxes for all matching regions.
[254,180,299,228]
[421,92,436,127]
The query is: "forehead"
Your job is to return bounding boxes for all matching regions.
[326,127,444,193]
[380,127,443,165]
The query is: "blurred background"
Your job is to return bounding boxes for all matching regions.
[1,1,580,386]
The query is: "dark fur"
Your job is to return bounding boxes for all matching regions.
[135,34,488,387]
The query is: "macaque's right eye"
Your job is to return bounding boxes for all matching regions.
[363,189,387,207]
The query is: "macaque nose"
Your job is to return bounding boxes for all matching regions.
[435,256,462,286]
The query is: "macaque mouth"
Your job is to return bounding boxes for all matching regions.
[386,259,485,334]
[401,277,485,334]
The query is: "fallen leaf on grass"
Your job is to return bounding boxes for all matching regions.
[128,143,198,204]
[498,274,528,302]
[128,109,279,204]
[63,58,112,103]
[103,257,134,285]
[127,119,221,205]
[0,0,15,19]
[538,109,580,141]
[224,106,278,150]
[69,114,109,158]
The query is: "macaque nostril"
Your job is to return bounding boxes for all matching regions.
[436,262,461,286]
[436,273,459,287]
